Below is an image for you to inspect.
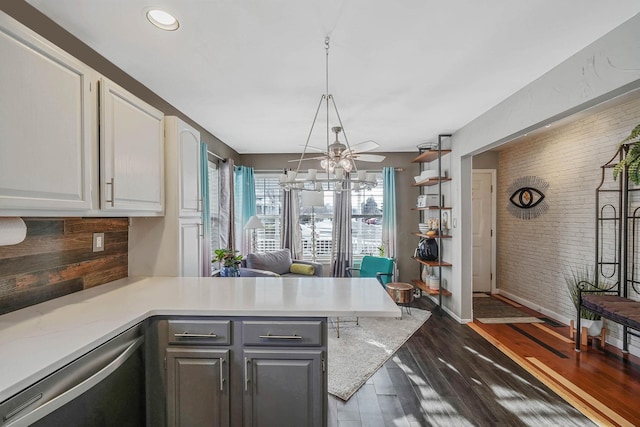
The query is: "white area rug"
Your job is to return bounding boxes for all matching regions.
[328,308,431,401]
[476,316,544,324]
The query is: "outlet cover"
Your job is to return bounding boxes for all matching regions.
[93,232,105,252]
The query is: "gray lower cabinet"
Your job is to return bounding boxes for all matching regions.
[148,317,327,427]
[243,349,324,427]
[166,348,230,427]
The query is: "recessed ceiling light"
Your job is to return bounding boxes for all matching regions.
[146,9,179,31]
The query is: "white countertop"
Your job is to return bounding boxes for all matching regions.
[0,276,400,402]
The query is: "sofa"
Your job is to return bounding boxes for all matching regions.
[240,249,323,278]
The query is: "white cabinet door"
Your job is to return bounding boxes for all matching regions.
[100,78,164,214]
[178,122,201,217]
[180,218,203,277]
[0,13,93,212]
[165,116,201,217]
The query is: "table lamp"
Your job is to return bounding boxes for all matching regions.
[244,215,264,253]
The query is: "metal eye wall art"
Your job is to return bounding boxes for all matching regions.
[507,175,549,219]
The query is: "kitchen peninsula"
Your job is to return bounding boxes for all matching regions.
[0,276,400,426]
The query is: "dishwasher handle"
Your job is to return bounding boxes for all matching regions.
[3,336,143,427]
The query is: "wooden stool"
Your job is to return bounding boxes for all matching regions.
[386,282,414,316]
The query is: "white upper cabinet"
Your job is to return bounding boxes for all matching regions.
[0,13,93,212]
[0,12,168,217]
[165,116,202,217]
[100,78,164,214]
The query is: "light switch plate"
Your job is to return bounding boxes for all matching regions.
[93,232,105,252]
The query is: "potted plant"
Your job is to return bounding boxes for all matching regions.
[612,123,640,184]
[564,265,603,336]
[213,248,243,277]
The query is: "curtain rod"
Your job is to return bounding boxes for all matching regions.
[207,150,226,162]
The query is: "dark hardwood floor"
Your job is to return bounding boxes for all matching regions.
[328,295,640,426]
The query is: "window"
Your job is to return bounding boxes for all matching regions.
[254,173,283,253]
[253,172,384,264]
[350,178,384,261]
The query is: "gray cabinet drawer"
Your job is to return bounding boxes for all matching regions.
[242,320,323,346]
[167,320,231,345]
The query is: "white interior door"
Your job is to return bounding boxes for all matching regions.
[472,171,494,292]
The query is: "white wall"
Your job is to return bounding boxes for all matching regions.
[497,96,640,336]
[447,13,640,321]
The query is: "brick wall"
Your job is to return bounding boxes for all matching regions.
[497,95,640,339]
[0,218,128,315]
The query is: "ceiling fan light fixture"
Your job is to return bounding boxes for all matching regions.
[340,158,353,172]
[146,9,179,31]
[280,37,379,193]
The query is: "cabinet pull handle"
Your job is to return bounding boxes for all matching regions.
[3,393,42,421]
[173,332,217,338]
[244,357,249,391]
[258,333,302,340]
[219,358,225,391]
[105,178,115,206]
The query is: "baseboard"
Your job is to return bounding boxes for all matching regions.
[423,295,469,323]
[495,289,640,357]
[495,289,572,325]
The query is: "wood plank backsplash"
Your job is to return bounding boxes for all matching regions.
[0,218,128,315]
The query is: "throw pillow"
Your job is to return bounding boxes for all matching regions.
[290,263,315,276]
[246,249,292,275]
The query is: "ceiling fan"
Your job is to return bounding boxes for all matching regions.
[281,37,382,192]
[292,126,386,169]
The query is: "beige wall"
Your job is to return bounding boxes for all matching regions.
[473,151,499,170]
[241,152,421,282]
[496,94,640,343]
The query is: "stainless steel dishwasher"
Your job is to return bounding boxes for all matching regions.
[0,323,145,427]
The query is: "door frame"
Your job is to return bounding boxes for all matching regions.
[472,169,497,294]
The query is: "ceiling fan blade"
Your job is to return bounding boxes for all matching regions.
[298,144,327,153]
[287,156,325,162]
[348,140,379,153]
[354,154,386,162]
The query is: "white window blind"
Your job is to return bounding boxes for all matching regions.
[253,172,384,264]
[254,174,283,253]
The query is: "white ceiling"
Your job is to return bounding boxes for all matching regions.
[25,0,640,154]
